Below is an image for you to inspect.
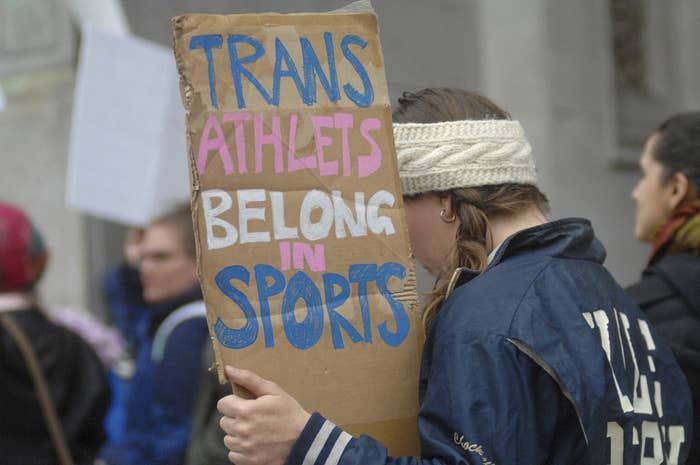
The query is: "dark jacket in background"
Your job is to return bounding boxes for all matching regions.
[184,344,231,465]
[627,252,700,464]
[0,306,111,465]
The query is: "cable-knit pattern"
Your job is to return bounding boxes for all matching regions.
[393,120,537,195]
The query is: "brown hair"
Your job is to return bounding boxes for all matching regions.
[150,203,197,259]
[394,88,549,329]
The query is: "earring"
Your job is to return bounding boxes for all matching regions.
[440,209,456,223]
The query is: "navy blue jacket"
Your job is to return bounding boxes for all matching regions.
[103,264,151,354]
[288,219,692,465]
[100,289,209,465]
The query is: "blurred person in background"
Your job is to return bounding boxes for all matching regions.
[0,202,110,465]
[99,203,209,465]
[103,227,151,355]
[101,226,152,443]
[627,111,700,463]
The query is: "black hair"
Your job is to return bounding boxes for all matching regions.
[654,111,700,193]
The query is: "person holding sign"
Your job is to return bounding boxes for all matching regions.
[216,88,693,465]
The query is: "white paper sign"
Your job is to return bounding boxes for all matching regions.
[66,25,189,226]
[63,0,130,37]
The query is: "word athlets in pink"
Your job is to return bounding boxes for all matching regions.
[196,112,382,178]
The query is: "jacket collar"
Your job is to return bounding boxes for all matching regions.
[148,286,204,336]
[448,218,605,292]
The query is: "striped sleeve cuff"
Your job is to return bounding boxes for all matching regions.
[287,413,354,465]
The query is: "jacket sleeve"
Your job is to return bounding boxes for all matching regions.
[286,332,585,465]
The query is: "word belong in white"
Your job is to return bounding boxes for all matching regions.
[202,188,396,249]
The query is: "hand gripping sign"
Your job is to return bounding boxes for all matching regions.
[172,5,422,455]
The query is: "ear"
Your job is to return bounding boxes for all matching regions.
[440,194,454,215]
[668,172,690,210]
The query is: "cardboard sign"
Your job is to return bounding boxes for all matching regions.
[67,26,189,226]
[173,7,422,455]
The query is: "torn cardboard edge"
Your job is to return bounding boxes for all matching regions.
[172,2,400,387]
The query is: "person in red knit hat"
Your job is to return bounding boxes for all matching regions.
[0,202,49,293]
[0,202,110,465]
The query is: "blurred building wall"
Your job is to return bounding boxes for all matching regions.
[0,66,91,308]
[0,0,89,309]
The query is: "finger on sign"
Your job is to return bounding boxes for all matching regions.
[219,415,236,435]
[217,394,243,417]
[226,365,279,397]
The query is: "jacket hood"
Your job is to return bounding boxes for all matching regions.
[650,253,700,315]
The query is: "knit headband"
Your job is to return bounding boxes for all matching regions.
[393,119,537,196]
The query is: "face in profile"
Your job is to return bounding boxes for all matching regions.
[402,194,459,278]
[631,133,677,242]
[139,223,199,304]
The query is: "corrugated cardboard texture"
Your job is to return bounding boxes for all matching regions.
[173,10,422,456]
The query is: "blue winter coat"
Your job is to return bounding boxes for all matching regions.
[100,290,209,465]
[103,263,151,353]
[288,219,693,465]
